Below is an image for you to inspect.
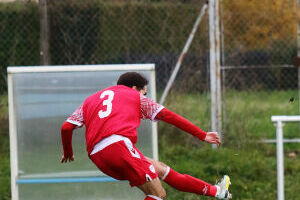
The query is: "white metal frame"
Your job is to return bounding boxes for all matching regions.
[271,115,300,200]
[7,64,154,74]
[7,64,158,200]
[8,74,19,200]
[150,69,159,160]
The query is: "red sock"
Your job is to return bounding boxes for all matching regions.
[144,195,162,200]
[163,167,217,197]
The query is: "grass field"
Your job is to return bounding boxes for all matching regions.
[0,90,300,199]
[0,94,10,200]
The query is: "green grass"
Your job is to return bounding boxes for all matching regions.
[224,90,299,140]
[0,94,10,200]
[159,90,300,199]
[0,90,300,199]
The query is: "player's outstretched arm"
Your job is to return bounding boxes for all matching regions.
[155,108,220,145]
[60,121,77,163]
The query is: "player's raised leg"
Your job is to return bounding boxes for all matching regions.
[146,157,231,199]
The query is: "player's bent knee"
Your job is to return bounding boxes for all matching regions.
[157,162,169,179]
[146,158,168,179]
[138,177,166,198]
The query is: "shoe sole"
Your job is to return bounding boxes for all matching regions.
[223,175,232,199]
[224,175,231,190]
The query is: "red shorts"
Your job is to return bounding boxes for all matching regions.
[89,140,158,187]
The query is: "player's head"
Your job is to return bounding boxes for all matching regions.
[117,72,148,95]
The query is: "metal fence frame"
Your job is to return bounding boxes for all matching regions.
[271,116,300,200]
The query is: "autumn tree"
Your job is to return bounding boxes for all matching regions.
[223,0,298,60]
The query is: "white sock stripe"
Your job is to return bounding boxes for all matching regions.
[161,166,170,180]
[147,195,162,200]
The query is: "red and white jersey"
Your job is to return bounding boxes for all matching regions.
[67,85,163,154]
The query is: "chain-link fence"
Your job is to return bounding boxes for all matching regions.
[220,0,299,145]
[0,0,209,93]
[1,0,299,137]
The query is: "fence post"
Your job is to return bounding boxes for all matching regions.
[276,121,284,200]
[39,0,50,65]
[209,0,222,147]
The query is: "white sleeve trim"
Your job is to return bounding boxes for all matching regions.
[66,119,83,127]
[151,106,165,121]
[161,166,170,181]
[147,195,163,200]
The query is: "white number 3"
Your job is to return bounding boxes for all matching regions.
[99,90,114,118]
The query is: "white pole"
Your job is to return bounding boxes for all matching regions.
[276,121,284,200]
[209,0,216,133]
[159,3,208,105]
[209,0,222,147]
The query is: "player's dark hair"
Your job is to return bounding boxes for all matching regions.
[117,72,148,90]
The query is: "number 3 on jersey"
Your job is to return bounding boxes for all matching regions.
[99,90,114,118]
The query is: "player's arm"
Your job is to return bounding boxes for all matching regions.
[155,108,220,145]
[61,122,76,163]
[60,104,85,163]
[140,95,220,145]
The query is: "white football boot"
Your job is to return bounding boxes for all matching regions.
[215,175,232,199]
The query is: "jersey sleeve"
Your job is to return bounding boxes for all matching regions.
[66,104,84,127]
[140,95,164,121]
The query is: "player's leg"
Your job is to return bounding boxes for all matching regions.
[146,157,231,199]
[137,177,166,200]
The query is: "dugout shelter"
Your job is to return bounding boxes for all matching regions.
[8,64,158,200]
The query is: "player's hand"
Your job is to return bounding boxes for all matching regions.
[60,154,75,163]
[204,132,221,146]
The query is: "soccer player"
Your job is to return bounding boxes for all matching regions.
[60,72,231,200]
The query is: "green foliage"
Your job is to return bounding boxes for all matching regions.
[0,2,40,93]
[48,1,206,64]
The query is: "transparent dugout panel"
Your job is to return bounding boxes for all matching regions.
[12,70,154,177]
[19,181,144,200]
